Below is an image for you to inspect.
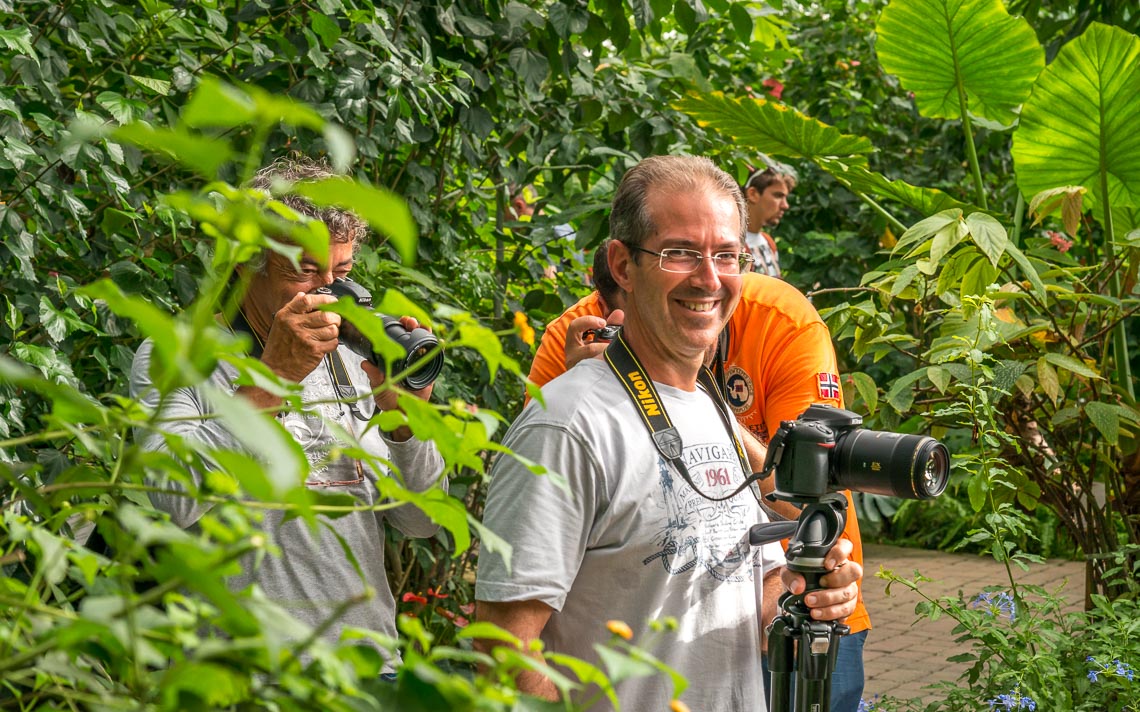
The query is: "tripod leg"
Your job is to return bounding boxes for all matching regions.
[767,616,794,712]
[795,620,844,712]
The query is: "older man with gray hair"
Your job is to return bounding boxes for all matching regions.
[131,156,445,672]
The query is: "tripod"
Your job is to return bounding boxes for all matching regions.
[751,493,850,712]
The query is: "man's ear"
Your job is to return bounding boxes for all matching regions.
[608,239,635,293]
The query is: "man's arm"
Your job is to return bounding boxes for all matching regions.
[474,599,559,700]
[760,566,783,651]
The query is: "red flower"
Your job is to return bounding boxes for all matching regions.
[762,78,784,101]
[402,592,428,605]
[1048,230,1073,253]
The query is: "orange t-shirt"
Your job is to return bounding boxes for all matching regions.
[527,273,870,634]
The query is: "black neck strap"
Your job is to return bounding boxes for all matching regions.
[603,331,762,503]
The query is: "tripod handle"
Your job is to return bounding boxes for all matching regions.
[749,520,799,546]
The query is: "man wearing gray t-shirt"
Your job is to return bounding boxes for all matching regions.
[130,157,445,672]
[475,156,862,710]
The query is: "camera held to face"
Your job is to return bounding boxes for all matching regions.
[314,277,444,391]
[764,404,950,503]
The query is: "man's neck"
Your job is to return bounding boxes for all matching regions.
[620,323,703,392]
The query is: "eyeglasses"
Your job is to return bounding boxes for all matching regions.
[630,246,753,275]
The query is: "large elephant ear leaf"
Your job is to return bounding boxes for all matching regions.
[676,92,875,161]
[875,0,1044,126]
[1013,23,1140,213]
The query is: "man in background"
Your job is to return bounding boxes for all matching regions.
[742,159,797,278]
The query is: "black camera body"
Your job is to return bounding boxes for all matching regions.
[764,404,949,503]
[316,277,443,391]
[584,324,621,343]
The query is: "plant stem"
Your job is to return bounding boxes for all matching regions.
[1099,170,1135,400]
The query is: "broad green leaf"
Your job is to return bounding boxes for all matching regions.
[1013,23,1140,213]
[927,365,951,394]
[875,0,1044,125]
[1044,352,1102,380]
[0,27,34,55]
[113,123,233,177]
[676,92,875,161]
[894,209,961,255]
[965,212,1007,266]
[1085,402,1119,446]
[960,258,995,298]
[818,159,977,216]
[293,177,418,265]
[129,74,172,96]
[181,76,256,128]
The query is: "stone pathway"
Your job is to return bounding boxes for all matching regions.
[859,543,1086,705]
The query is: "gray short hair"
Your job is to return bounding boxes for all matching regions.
[609,155,746,251]
[246,156,368,271]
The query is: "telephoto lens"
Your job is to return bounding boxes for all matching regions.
[833,430,950,499]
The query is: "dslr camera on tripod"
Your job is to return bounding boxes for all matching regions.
[752,404,950,712]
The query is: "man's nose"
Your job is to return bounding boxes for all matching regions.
[689,254,722,288]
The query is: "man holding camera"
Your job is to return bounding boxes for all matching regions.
[475,156,861,710]
[130,157,445,671]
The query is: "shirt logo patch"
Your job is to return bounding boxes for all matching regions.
[725,366,754,414]
[817,372,841,401]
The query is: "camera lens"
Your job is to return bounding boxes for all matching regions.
[833,430,950,500]
[382,318,443,391]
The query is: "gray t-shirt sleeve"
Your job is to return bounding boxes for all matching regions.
[377,431,446,537]
[475,420,605,612]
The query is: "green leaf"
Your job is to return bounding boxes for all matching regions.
[894,209,961,255]
[1003,242,1047,301]
[676,92,875,161]
[309,11,343,48]
[927,365,950,394]
[1036,357,1060,404]
[1027,186,1087,238]
[113,123,233,178]
[960,255,998,298]
[1013,23,1140,213]
[292,177,417,265]
[848,372,879,414]
[202,385,309,497]
[96,91,137,124]
[967,470,988,511]
[181,76,256,128]
[729,3,753,42]
[129,74,173,96]
[1085,402,1119,446]
[0,27,34,55]
[818,159,977,216]
[1043,352,1102,380]
[965,212,1007,266]
[875,0,1044,125]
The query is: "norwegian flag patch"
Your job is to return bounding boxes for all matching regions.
[817,372,841,400]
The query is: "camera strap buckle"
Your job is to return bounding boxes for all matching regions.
[652,429,683,460]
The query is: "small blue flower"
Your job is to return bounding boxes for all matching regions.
[971,591,1017,621]
[1088,669,1100,682]
[987,687,1036,710]
[857,696,879,712]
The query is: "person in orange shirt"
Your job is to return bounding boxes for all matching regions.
[528,246,870,712]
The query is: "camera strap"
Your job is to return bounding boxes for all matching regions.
[603,331,764,504]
